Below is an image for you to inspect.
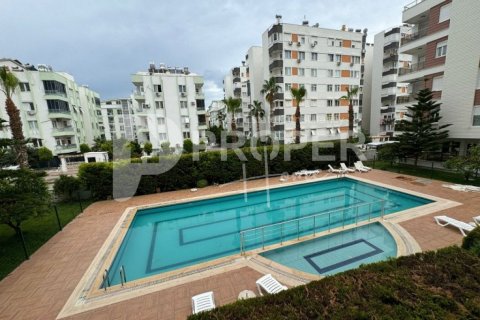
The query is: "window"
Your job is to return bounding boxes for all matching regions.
[154,84,162,93]
[432,76,444,91]
[155,101,164,109]
[353,71,360,78]
[311,69,317,77]
[327,38,334,47]
[328,54,334,62]
[311,52,318,61]
[335,70,341,78]
[311,129,317,136]
[300,114,305,122]
[353,56,361,64]
[178,85,187,93]
[311,84,317,92]
[326,113,332,121]
[19,82,30,92]
[298,68,305,76]
[473,106,480,126]
[23,102,34,111]
[327,99,333,106]
[285,67,292,76]
[299,51,305,60]
[28,121,38,131]
[327,85,333,92]
[183,132,191,139]
[286,115,292,122]
[334,113,340,121]
[119,125,125,131]
[299,83,305,89]
[159,133,167,141]
[335,54,341,62]
[285,83,292,91]
[310,114,317,122]
[180,101,188,109]
[46,99,69,112]
[335,85,340,92]
[285,50,292,59]
[310,99,317,107]
[43,80,66,95]
[117,109,122,115]
[119,117,124,123]
[439,3,452,22]
[436,41,447,58]
[158,117,165,125]
[336,40,343,47]
[300,36,306,44]
[335,100,340,107]
[327,69,333,77]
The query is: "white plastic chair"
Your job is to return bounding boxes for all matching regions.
[340,163,355,173]
[256,274,287,296]
[434,216,475,237]
[192,291,215,314]
[328,164,344,174]
[357,161,372,171]
[354,162,369,173]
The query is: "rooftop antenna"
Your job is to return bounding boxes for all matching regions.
[275,14,282,24]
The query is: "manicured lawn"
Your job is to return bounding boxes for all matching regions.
[189,246,480,319]
[0,200,93,280]
[368,160,480,186]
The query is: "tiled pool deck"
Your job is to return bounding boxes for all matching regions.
[1,170,479,320]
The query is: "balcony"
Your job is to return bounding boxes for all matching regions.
[48,109,71,119]
[55,144,78,153]
[382,69,397,76]
[44,89,67,98]
[269,59,283,71]
[401,27,428,46]
[198,122,207,129]
[52,126,75,136]
[137,125,149,132]
[268,42,283,55]
[133,91,145,100]
[381,107,396,114]
[403,0,445,22]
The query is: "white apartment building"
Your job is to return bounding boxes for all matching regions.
[0,59,102,156]
[100,99,136,141]
[131,63,206,150]
[398,0,480,155]
[262,18,368,143]
[368,26,412,138]
[223,46,265,138]
[207,100,226,128]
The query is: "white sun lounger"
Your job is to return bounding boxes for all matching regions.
[434,216,475,237]
[328,164,345,174]
[340,163,355,173]
[357,161,372,171]
[192,291,215,314]
[294,169,320,176]
[256,274,287,296]
[354,162,369,173]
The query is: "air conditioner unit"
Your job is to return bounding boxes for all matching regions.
[336,61,341,66]
[143,104,150,109]
[156,92,161,97]
[181,92,187,97]
[296,42,301,47]
[27,110,36,116]
[297,59,302,63]
[350,62,354,66]
[288,41,293,45]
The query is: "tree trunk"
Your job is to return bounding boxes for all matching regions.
[269,100,275,139]
[348,101,354,142]
[231,114,237,143]
[5,97,29,168]
[256,115,261,139]
[295,103,301,144]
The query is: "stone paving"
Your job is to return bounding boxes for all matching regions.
[0,170,478,320]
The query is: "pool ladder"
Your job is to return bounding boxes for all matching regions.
[101,265,127,290]
[119,265,127,286]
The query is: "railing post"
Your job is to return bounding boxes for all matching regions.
[54,205,62,231]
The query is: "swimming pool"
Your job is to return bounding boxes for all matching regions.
[260,222,397,276]
[105,178,432,286]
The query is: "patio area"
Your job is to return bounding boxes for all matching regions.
[0,169,478,320]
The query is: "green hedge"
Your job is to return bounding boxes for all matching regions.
[463,226,480,257]
[188,247,480,320]
[78,142,355,200]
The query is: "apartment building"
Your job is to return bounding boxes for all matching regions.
[368,26,412,138]
[223,46,265,137]
[262,17,368,143]
[398,0,480,154]
[0,58,102,155]
[131,63,206,150]
[207,100,226,128]
[100,99,136,141]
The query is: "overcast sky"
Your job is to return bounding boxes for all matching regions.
[1,0,405,105]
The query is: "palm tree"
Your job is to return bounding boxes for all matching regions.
[223,97,242,141]
[248,101,265,138]
[340,87,359,141]
[260,77,281,138]
[291,87,307,144]
[0,67,28,168]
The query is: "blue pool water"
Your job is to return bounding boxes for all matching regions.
[106,178,432,286]
[260,222,397,276]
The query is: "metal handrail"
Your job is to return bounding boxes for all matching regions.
[239,199,386,255]
[403,0,425,11]
[119,265,127,286]
[102,269,111,290]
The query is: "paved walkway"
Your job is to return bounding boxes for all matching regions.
[0,170,478,320]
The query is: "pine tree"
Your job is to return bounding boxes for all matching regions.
[396,88,450,166]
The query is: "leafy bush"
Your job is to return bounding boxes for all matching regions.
[78,142,355,200]
[37,147,53,162]
[80,143,91,153]
[188,247,480,320]
[197,179,208,188]
[462,226,480,256]
[143,142,153,155]
[183,139,193,153]
[53,175,82,201]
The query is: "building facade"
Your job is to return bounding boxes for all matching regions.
[398,0,480,154]
[207,100,226,128]
[100,99,136,141]
[0,59,102,155]
[262,18,368,143]
[368,25,412,138]
[131,63,207,151]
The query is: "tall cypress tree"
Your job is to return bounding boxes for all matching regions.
[396,88,450,166]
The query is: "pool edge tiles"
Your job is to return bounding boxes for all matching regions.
[58,175,461,319]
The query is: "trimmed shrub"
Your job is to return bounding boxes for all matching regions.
[462,226,480,256]
[197,179,208,188]
[80,143,91,153]
[78,162,113,200]
[53,175,82,201]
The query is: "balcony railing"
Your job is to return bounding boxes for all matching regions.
[401,27,428,45]
[398,61,426,76]
[55,144,77,150]
[403,0,426,11]
[53,126,74,133]
[44,89,67,97]
[48,108,71,114]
